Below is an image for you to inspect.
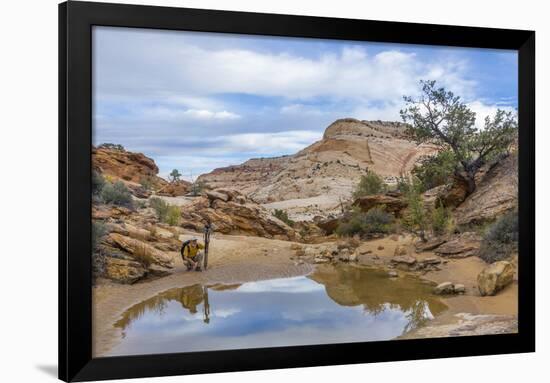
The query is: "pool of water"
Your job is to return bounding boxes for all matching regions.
[107,265,447,356]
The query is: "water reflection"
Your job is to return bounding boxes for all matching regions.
[108,265,446,356]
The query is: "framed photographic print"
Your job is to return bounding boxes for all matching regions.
[59,1,535,381]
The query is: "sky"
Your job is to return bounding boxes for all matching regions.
[92,26,518,180]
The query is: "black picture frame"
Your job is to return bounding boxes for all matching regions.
[59,1,535,381]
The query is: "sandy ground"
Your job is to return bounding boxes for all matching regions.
[92,233,518,357]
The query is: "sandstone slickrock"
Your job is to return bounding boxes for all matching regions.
[435,232,481,258]
[198,119,438,208]
[477,261,515,296]
[455,154,518,225]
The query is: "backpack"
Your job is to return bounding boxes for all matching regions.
[180,240,191,261]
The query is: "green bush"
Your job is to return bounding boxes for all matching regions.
[98,143,125,151]
[400,178,428,241]
[139,176,154,191]
[149,197,181,226]
[412,150,456,192]
[336,207,394,237]
[478,211,518,263]
[92,221,108,251]
[431,204,451,236]
[353,171,386,198]
[165,205,181,226]
[273,209,295,227]
[100,181,133,207]
[92,170,105,195]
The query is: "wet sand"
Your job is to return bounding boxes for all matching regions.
[93,233,518,357]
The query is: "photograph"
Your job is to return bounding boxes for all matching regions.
[90,25,519,357]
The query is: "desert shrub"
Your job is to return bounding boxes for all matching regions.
[100,180,133,207]
[98,143,125,151]
[478,211,518,263]
[92,221,108,251]
[150,197,169,220]
[92,170,105,195]
[92,221,108,276]
[273,209,295,227]
[191,180,205,196]
[165,205,181,226]
[133,243,154,268]
[336,207,394,237]
[412,150,456,192]
[430,204,451,236]
[353,171,386,198]
[139,176,154,191]
[149,197,181,226]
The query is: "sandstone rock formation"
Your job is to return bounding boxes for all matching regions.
[179,189,298,240]
[156,180,192,197]
[435,232,482,258]
[454,154,518,225]
[93,146,162,184]
[477,261,515,296]
[198,119,438,206]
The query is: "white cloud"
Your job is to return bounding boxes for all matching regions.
[95,27,477,104]
[467,100,516,129]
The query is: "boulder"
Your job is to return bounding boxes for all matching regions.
[435,232,481,258]
[434,282,455,295]
[454,284,466,294]
[477,261,515,296]
[104,257,146,284]
[106,233,174,268]
[156,180,191,197]
[353,194,408,217]
[205,190,230,203]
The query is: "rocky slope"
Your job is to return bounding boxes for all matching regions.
[454,153,518,225]
[92,146,190,197]
[198,119,438,205]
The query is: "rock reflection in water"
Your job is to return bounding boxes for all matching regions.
[108,266,446,356]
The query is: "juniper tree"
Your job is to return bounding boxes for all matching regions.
[400,80,517,195]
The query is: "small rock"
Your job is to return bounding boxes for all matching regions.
[391,255,417,265]
[377,245,384,250]
[434,282,455,295]
[349,253,358,262]
[314,257,329,264]
[394,245,408,256]
[388,270,398,278]
[454,284,466,294]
